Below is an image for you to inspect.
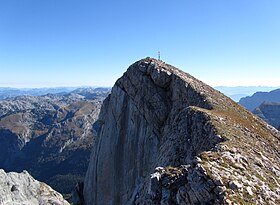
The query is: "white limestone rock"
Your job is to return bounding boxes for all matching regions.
[0,169,69,205]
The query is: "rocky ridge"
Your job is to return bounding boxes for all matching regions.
[0,88,109,195]
[81,58,280,205]
[0,169,69,205]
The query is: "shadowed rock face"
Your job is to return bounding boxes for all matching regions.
[82,58,280,205]
[0,169,70,205]
[239,88,280,111]
[253,102,280,130]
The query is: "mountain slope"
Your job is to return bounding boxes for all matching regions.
[239,88,280,111]
[0,89,109,195]
[253,102,280,130]
[81,58,280,204]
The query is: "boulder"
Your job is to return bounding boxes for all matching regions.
[0,169,69,205]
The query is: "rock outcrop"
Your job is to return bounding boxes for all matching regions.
[239,88,280,111]
[0,169,69,205]
[82,58,280,205]
[253,102,280,130]
[0,88,109,195]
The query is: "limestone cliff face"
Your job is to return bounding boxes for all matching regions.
[83,58,280,205]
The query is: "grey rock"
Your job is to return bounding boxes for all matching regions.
[149,63,172,88]
[82,58,280,205]
[229,181,243,190]
[272,167,280,177]
[246,186,253,196]
[72,182,84,205]
[0,169,69,205]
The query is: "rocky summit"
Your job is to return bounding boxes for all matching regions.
[79,58,280,205]
[0,169,69,205]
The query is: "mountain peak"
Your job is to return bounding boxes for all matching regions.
[81,59,280,205]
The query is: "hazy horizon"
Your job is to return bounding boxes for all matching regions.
[0,85,279,90]
[0,81,280,89]
[0,84,279,102]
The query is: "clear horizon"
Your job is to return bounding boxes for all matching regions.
[1,1,280,88]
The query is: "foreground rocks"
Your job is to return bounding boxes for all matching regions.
[79,58,280,204]
[0,169,69,205]
[148,165,222,204]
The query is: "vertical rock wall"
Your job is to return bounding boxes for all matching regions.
[83,58,224,204]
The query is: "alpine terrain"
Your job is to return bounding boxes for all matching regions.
[75,58,280,205]
[253,102,280,131]
[239,88,280,111]
[0,88,109,195]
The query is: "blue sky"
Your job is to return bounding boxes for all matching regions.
[0,0,279,88]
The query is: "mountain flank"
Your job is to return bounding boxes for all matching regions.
[239,88,280,130]
[77,58,280,205]
[239,88,280,111]
[253,102,280,131]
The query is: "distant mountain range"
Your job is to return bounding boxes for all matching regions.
[239,88,280,111]
[1,86,277,102]
[0,87,110,196]
[0,87,111,100]
[237,88,280,130]
[252,102,280,131]
[215,86,279,101]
